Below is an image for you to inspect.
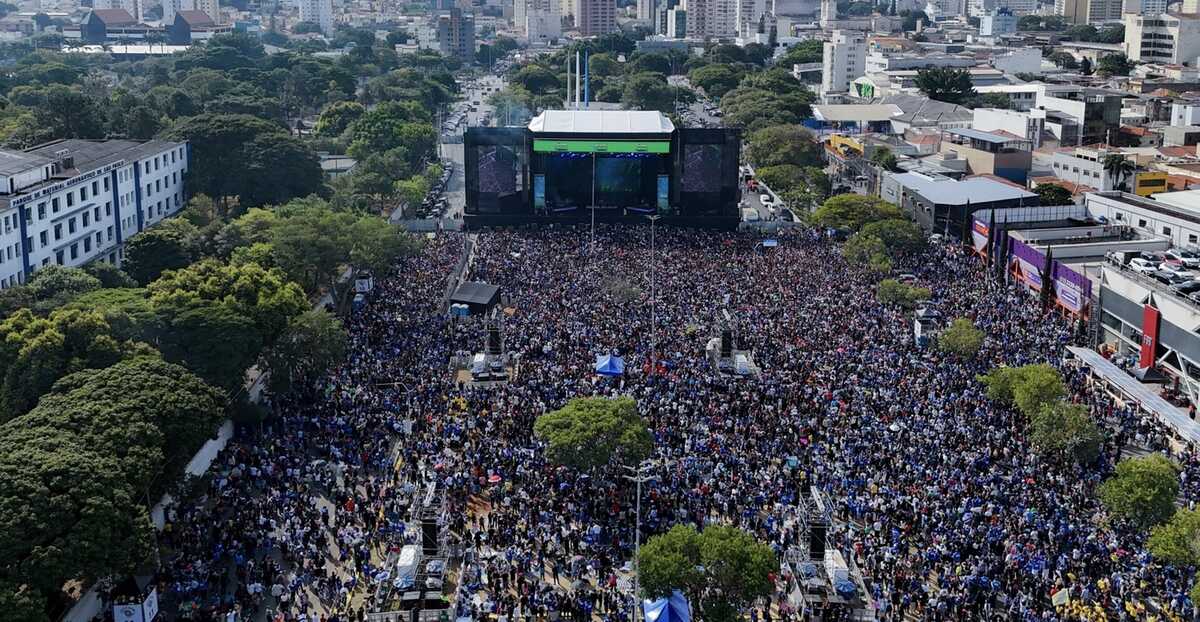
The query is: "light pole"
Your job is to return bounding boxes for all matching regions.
[622,461,656,622]
[591,152,597,258]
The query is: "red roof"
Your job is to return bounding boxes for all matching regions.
[1160,146,1195,158]
[1120,126,1151,136]
[1030,176,1095,195]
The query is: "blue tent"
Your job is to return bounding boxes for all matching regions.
[643,591,690,622]
[595,354,625,376]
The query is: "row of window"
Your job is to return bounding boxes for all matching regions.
[1114,210,1200,244]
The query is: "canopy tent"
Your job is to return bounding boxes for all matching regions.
[450,282,501,314]
[595,354,625,376]
[1066,346,1200,444]
[643,591,690,622]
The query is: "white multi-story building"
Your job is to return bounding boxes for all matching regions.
[516,0,561,43]
[822,30,865,96]
[979,9,1017,35]
[0,139,188,289]
[1124,13,1200,65]
[1124,0,1169,15]
[1057,0,1121,25]
[735,0,766,38]
[1172,102,1200,127]
[637,0,655,20]
[298,0,332,33]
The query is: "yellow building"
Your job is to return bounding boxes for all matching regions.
[1134,171,1169,197]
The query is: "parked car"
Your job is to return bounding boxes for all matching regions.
[1160,265,1196,279]
[1172,280,1200,294]
[1152,269,1179,284]
[1167,249,1200,268]
[1129,257,1159,274]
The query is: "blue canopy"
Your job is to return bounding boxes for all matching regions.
[595,354,625,376]
[643,591,690,622]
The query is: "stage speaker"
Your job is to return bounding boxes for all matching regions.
[422,518,439,552]
[809,524,826,558]
[720,329,732,358]
[487,324,502,354]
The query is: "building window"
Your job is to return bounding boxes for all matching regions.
[107,226,113,241]
[103,177,109,191]
[80,186,87,201]
[55,250,63,265]
[1190,234,1198,244]
[69,244,77,260]
[91,181,98,195]
[82,212,90,227]
[66,193,74,208]
[53,224,61,240]
[1139,218,1148,227]
[83,237,91,253]
[1115,212,1123,221]
[1164,226,1172,236]
[37,203,45,220]
[67,218,76,234]
[38,231,46,247]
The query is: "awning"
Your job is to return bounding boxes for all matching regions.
[1066,346,1200,444]
[595,354,625,376]
[644,591,690,622]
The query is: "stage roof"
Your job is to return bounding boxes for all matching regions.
[450,282,500,310]
[528,110,675,135]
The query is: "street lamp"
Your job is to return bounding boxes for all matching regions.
[622,457,674,622]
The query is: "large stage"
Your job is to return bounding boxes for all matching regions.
[464,110,742,229]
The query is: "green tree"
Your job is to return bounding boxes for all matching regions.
[621,72,681,113]
[1047,51,1079,69]
[913,67,976,105]
[756,164,805,195]
[777,39,823,65]
[1029,402,1102,464]
[745,125,823,169]
[687,64,745,98]
[842,234,892,272]
[638,524,776,622]
[261,309,348,394]
[938,317,984,358]
[1099,454,1180,528]
[152,297,263,390]
[122,227,197,285]
[876,279,930,309]
[1036,183,1074,206]
[812,194,904,231]
[966,92,1014,110]
[24,265,102,310]
[978,363,1066,417]
[83,262,138,289]
[1096,53,1133,77]
[870,147,900,171]
[532,396,653,471]
[1148,508,1200,565]
[1103,154,1136,192]
[860,218,925,255]
[1080,57,1093,75]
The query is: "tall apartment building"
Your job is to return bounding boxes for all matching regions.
[979,8,1018,35]
[162,0,194,26]
[577,0,616,35]
[685,0,735,39]
[0,139,188,288]
[1056,0,1120,25]
[666,6,686,36]
[436,8,475,60]
[93,0,144,23]
[735,0,766,38]
[298,0,332,33]
[193,0,219,22]
[822,30,866,96]
[1124,0,1169,14]
[1124,13,1200,65]
[516,0,561,43]
[637,0,655,20]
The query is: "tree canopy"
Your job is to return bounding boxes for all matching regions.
[938,317,984,358]
[533,396,654,471]
[1099,454,1180,529]
[812,194,904,231]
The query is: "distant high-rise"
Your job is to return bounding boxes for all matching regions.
[822,29,865,95]
[735,0,767,37]
[516,0,561,43]
[637,0,655,20]
[685,0,736,38]
[195,0,219,22]
[577,0,616,35]
[437,8,475,59]
[298,0,331,32]
[1056,0,1120,24]
[95,0,145,22]
[162,0,194,24]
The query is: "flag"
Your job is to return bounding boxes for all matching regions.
[1051,588,1070,607]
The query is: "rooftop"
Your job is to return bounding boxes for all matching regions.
[26,139,180,176]
[812,104,903,123]
[528,110,674,135]
[0,150,52,177]
[893,171,1037,205]
[946,127,1027,145]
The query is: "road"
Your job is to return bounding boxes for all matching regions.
[434,73,508,221]
[667,75,722,128]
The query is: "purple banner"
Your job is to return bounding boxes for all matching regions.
[1004,237,1091,315]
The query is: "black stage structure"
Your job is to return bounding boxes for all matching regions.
[464,110,742,229]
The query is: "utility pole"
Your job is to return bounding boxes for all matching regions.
[647,215,661,361]
[621,460,658,622]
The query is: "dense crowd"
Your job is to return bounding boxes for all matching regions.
[155,223,1200,622]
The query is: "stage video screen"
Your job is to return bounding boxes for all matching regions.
[545,153,593,211]
[595,155,653,208]
[477,146,518,195]
[681,144,723,194]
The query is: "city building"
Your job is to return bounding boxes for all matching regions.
[1172,101,1200,126]
[515,0,561,44]
[1124,13,1200,64]
[1163,125,1200,147]
[81,8,148,43]
[162,0,193,27]
[298,0,332,34]
[821,30,866,96]
[436,8,474,60]
[684,0,736,39]
[666,7,687,36]
[880,170,1039,235]
[980,8,1017,36]
[735,0,767,38]
[168,9,232,42]
[93,0,144,24]
[863,51,976,73]
[637,0,655,20]
[1125,0,1170,13]
[0,139,188,288]
[939,128,1034,184]
[577,0,617,35]
[1056,0,1121,25]
[195,0,219,24]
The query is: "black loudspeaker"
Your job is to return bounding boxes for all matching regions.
[809,524,826,558]
[422,518,439,552]
[487,324,501,354]
[720,329,733,358]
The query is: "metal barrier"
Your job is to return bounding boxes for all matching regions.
[397,218,465,233]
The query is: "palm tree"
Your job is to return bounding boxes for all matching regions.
[1102,154,1136,192]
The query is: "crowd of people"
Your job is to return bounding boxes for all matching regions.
[155,222,1200,622]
